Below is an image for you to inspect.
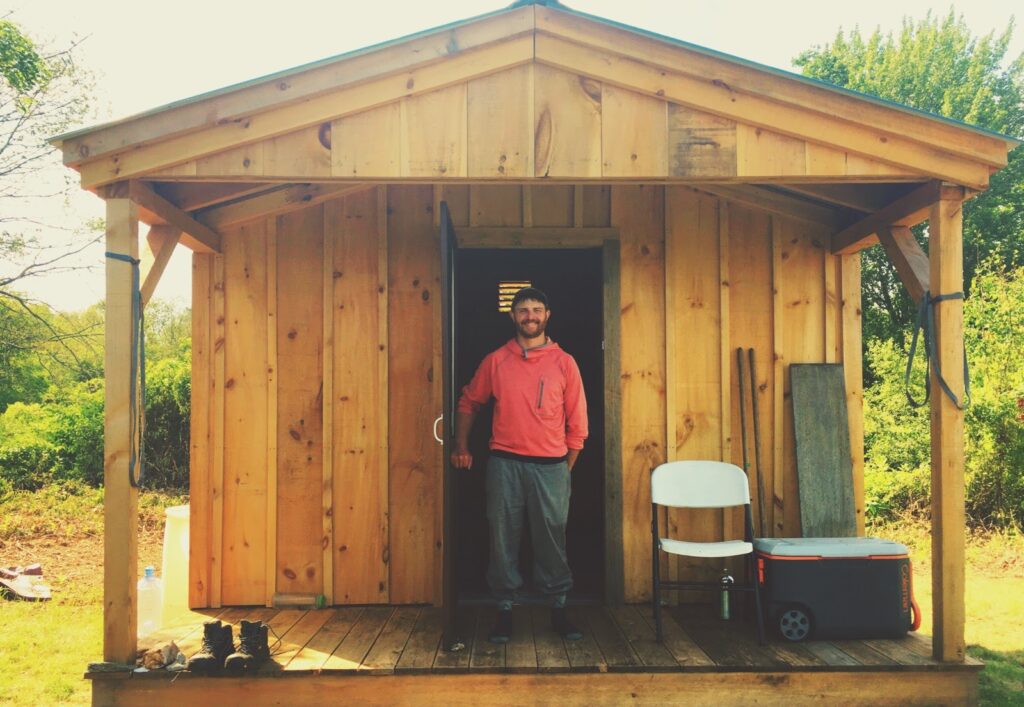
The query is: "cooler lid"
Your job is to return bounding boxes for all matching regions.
[753,537,909,558]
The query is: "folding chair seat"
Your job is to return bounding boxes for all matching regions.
[650,460,766,645]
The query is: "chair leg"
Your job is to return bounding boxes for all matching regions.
[750,553,766,645]
[652,513,663,642]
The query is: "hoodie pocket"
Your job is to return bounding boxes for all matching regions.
[537,376,560,420]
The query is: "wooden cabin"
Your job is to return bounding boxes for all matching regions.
[54,2,1018,704]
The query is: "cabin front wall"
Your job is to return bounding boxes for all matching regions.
[188,183,863,608]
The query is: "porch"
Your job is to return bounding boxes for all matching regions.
[89,604,980,705]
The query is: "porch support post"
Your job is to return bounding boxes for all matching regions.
[929,185,966,663]
[103,197,140,663]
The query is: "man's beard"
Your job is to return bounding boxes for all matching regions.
[516,319,547,341]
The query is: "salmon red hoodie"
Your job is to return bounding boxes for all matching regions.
[457,338,588,458]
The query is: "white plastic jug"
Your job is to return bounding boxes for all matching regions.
[161,505,190,624]
[137,566,163,639]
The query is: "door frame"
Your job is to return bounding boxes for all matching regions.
[454,227,624,605]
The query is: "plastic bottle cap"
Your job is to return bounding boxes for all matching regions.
[144,566,156,578]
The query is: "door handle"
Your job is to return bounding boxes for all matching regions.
[433,415,443,445]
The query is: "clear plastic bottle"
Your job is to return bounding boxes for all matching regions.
[137,566,163,639]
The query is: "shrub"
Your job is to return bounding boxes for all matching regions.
[0,402,59,490]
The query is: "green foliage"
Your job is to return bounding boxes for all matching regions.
[0,402,59,490]
[864,263,1024,526]
[0,20,48,95]
[47,380,105,486]
[143,342,192,489]
[795,11,1024,352]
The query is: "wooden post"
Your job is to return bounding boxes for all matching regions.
[103,198,140,663]
[929,186,966,663]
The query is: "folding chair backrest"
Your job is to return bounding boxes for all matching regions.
[651,461,750,509]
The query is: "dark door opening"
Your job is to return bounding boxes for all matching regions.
[454,248,605,602]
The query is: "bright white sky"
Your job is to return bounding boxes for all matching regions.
[7,0,1021,311]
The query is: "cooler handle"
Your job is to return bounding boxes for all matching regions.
[909,560,922,632]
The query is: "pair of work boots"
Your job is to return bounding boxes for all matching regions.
[188,619,270,675]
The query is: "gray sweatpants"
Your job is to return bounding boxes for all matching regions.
[485,455,573,602]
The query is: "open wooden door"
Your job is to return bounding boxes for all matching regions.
[439,201,464,651]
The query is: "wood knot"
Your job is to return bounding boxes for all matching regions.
[283,568,297,580]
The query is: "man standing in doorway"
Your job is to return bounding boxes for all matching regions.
[451,287,588,644]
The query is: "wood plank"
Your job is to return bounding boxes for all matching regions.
[790,364,856,537]
[469,608,505,670]
[78,37,534,187]
[198,183,370,230]
[582,185,611,227]
[89,670,983,707]
[431,607,475,672]
[672,607,783,669]
[395,607,443,674]
[603,239,624,606]
[668,103,737,178]
[505,608,538,673]
[221,221,270,605]
[878,225,929,305]
[375,188,390,598]
[863,639,935,667]
[601,84,667,177]
[457,226,616,249]
[840,254,866,535]
[635,603,714,667]
[328,190,389,604]
[535,4,1009,168]
[262,609,335,673]
[402,83,468,178]
[726,205,775,539]
[696,184,847,229]
[533,33,991,189]
[929,189,966,663]
[608,606,676,668]
[825,248,840,363]
[770,217,785,537]
[265,221,278,605]
[534,65,602,177]
[718,202,735,540]
[102,197,139,663]
[801,640,863,667]
[467,65,532,178]
[831,639,894,666]
[387,185,441,604]
[361,607,420,674]
[194,143,264,178]
[832,182,941,254]
[263,125,331,177]
[736,124,806,177]
[287,607,363,673]
[469,184,523,226]
[584,606,639,669]
[211,254,225,607]
[332,103,401,177]
[154,182,268,211]
[276,206,325,596]
[530,185,574,227]
[531,606,570,672]
[562,607,606,672]
[322,206,335,606]
[612,185,666,603]
[127,181,221,253]
[140,225,181,305]
[188,253,213,608]
[62,7,535,167]
[322,606,394,671]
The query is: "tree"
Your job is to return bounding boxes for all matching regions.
[0,18,99,383]
[795,11,1024,353]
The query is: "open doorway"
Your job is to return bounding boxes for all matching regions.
[454,247,605,602]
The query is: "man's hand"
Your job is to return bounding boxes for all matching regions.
[451,446,473,469]
[567,448,581,471]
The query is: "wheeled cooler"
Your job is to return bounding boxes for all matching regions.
[753,537,919,641]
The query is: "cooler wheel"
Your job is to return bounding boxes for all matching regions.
[778,605,812,642]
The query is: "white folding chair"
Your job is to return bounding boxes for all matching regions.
[650,460,766,644]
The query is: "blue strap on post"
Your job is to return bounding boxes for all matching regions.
[904,290,970,410]
[104,251,146,488]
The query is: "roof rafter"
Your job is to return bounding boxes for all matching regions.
[195,183,373,229]
[831,181,955,254]
[123,180,222,253]
[694,184,854,229]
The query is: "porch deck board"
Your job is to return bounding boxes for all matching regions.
[116,604,983,678]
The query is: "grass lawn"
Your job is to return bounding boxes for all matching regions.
[0,488,1021,705]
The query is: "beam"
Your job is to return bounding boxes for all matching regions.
[831,181,943,254]
[696,184,851,229]
[196,183,372,229]
[456,226,618,248]
[877,225,929,305]
[535,34,992,190]
[153,182,270,211]
[140,225,182,306]
[929,186,966,663]
[78,36,534,188]
[776,183,919,212]
[127,181,222,253]
[103,198,140,663]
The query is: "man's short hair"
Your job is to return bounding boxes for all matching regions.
[511,287,549,310]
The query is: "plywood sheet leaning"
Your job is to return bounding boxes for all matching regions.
[665,187,724,592]
[220,222,270,605]
[790,364,856,537]
[776,218,828,537]
[388,185,441,604]
[328,188,389,604]
[534,65,601,178]
[189,254,213,608]
[276,207,325,595]
[612,185,665,603]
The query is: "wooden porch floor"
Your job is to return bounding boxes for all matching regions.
[90,604,981,706]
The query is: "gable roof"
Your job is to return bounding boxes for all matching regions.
[53,1,1018,191]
